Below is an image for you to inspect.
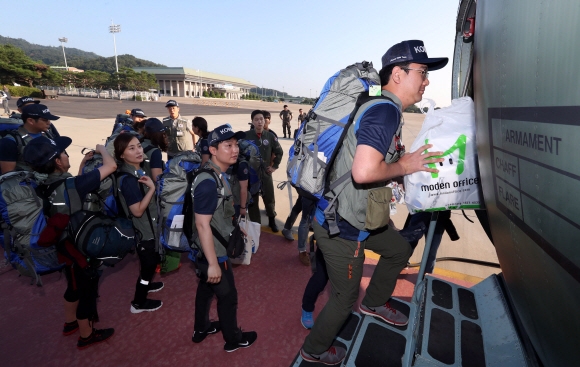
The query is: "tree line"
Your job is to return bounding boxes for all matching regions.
[0,35,163,73]
[0,44,158,91]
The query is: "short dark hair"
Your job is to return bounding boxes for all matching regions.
[192,117,208,138]
[251,110,264,120]
[262,110,271,119]
[21,114,35,123]
[113,133,140,161]
[379,61,411,86]
[144,130,168,152]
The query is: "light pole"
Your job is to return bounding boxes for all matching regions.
[58,37,68,71]
[109,21,121,73]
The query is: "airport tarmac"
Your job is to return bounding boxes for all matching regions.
[7,95,499,279]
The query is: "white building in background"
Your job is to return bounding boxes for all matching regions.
[132,67,255,100]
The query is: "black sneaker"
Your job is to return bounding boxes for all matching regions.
[268,217,279,233]
[130,299,163,314]
[192,321,221,343]
[77,328,114,350]
[63,320,79,336]
[148,282,164,293]
[224,331,257,352]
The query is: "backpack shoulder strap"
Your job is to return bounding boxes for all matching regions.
[63,177,82,213]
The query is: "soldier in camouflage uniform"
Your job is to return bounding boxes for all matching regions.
[162,100,195,159]
[245,110,284,232]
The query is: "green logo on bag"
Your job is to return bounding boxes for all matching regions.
[424,134,467,178]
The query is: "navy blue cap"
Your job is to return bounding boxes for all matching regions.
[165,100,179,107]
[130,108,147,117]
[381,40,448,71]
[144,118,166,133]
[16,96,40,108]
[208,124,246,145]
[21,104,60,120]
[23,136,72,167]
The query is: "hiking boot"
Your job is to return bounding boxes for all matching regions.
[268,217,279,233]
[301,309,314,329]
[63,320,79,336]
[77,328,114,350]
[360,302,408,326]
[299,252,310,266]
[192,321,221,343]
[300,346,346,365]
[224,330,257,352]
[148,282,164,293]
[130,299,163,314]
[282,228,294,241]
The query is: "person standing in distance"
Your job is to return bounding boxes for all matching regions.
[279,104,293,138]
[162,100,195,160]
[190,124,257,352]
[300,40,448,365]
[245,110,283,232]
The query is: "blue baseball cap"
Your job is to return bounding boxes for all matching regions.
[23,136,72,167]
[208,124,246,145]
[144,118,166,133]
[165,100,179,107]
[16,96,40,108]
[130,108,147,117]
[381,40,448,71]
[21,103,60,120]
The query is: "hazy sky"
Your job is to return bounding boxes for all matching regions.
[4,0,460,106]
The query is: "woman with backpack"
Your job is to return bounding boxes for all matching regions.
[113,133,164,313]
[23,137,118,349]
[192,116,210,165]
[141,118,168,182]
[141,118,182,273]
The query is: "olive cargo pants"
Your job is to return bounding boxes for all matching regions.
[302,221,412,355]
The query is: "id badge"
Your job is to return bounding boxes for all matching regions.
[369,85,381,96]
[176,131,184,137]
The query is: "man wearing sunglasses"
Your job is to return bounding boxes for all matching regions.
[300,40,448,365]
[0,103,60,173]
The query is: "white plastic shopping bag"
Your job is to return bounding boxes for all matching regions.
[243,218,261,254]
[230,218,252,265]
[404,97,483,213]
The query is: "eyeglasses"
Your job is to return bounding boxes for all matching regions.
[401,68,429,80]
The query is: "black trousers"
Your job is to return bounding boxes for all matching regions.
[64,264,100,321]
[133,239,161,304]
[302,247,329,312]
[194,258,241,344]
[284,194,303,229]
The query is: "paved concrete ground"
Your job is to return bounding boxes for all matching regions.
[11,96,499,280]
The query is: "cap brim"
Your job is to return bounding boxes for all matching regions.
[45,113,60,121]
[55,136,72,152]
[418,57,449,71]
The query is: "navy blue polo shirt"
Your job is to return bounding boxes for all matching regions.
[316,102,399,241]
[236,160,249,181]
[74,170,101,199]
[120,175,143,206]
[149,148,163,169]
[194,175,228,263]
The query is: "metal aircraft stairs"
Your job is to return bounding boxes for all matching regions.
[290,213,532,367]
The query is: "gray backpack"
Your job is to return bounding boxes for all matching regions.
[0,171,64,286]
[156,151,202,252]
[286,62,381,201]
